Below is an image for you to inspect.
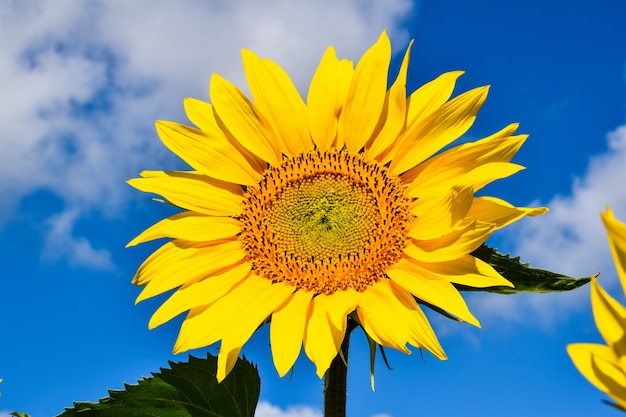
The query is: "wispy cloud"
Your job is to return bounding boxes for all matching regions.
[510,125,626,277]
[474,124,626,327]
[42,208,114,269]
[0,0,414,267]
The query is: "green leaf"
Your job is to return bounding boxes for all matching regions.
[58,354,260,417]
[461,244,594,294]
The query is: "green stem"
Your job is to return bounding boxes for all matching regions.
[324,321,356,417]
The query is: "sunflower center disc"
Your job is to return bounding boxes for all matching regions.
[240,150,411,295]
[269,174,375,260]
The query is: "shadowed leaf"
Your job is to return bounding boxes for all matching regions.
[461,244,594,294]
[58,354,259,417]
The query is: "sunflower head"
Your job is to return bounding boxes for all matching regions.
[568,207,626,409]
[128,30,547,382]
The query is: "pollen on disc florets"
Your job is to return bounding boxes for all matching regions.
[240,149,411,295]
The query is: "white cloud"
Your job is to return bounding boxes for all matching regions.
[474,124,626,327]
[254,401,391,417]
[509,125,626,277]
[0,0,414,267]
[255,401,322,417]
[42,208,114,269]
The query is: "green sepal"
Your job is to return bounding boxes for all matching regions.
[58,353,260,417]
[461,244,594,294]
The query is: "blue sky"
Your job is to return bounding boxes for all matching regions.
[2,0,626,416]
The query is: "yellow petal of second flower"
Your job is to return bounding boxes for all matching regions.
[602,207,626,294]
[568,343,626,405]
[591,279,626,347]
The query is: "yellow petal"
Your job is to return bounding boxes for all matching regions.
[270,290,315,377]
[591,279,626,347]
[325,289,361,331]
[390,86,490,175]
[134,239,245,302]
[466,163,526,191]
[307,46,340,152]
[127,212,241,247]
[209,73,281,165]
[357,281,411,354]
[385,279,447,359]
[408,185,474,240]
[404,221,494,263]
[331,59,355,150]
[602,207,626,294]
[378,70,465,165]
[174,303,231,355]
[357,279,446,359]
[406,162,525,200]
[467,197,548,229]
[406,71,465,130]
[217,344,243,383]
[173,274,277,354]
[183,97,225,136]
[218,279,294,381]
[222,280,294,350]
[387,260,480,327]
[127,171,243,217]
[357,280,446,359]
[307,46,344,152]
[401,124,523,185]
[184,98,267,173]
[242,49,312,156]
[568,343,626,404]
[155,121,261,185]
[339,31,391,154]
[304,294,347,378]
[148,262,251,329]
[366,41,412,161]
[409,255,512,289]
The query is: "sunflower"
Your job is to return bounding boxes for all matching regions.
[568,208,626,409]
[128,31,547,382]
